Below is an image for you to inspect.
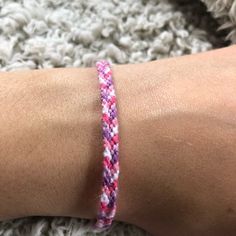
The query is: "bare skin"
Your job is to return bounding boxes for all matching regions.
[0,45,236,235]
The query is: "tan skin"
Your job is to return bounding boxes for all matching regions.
[0,45,236,235]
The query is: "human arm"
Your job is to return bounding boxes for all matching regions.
[0,45,236,236]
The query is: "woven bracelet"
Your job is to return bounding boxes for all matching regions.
[94,60,120,231]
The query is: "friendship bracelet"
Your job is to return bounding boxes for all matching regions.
[94,60,120,231]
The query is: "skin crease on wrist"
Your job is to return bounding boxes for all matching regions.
[0,45,235,236]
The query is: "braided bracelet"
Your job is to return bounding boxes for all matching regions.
[94,60,120,231]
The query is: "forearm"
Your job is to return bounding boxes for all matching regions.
[113,45,236,235]
[0,45,236,236]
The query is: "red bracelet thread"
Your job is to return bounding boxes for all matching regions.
[94,60,120,230]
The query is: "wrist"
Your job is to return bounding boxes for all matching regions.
[0,67,104,220]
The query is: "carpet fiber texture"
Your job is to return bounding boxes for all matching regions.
[0,0,235,235]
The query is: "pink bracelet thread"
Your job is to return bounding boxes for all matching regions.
[94,60,120,230]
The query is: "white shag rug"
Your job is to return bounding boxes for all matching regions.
[0,0,235,235]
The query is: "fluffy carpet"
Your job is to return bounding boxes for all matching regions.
[0,0,234,235]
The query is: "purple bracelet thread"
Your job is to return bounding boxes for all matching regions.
[94,60,120,230]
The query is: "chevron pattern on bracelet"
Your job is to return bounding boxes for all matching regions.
[94,60,120,230]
